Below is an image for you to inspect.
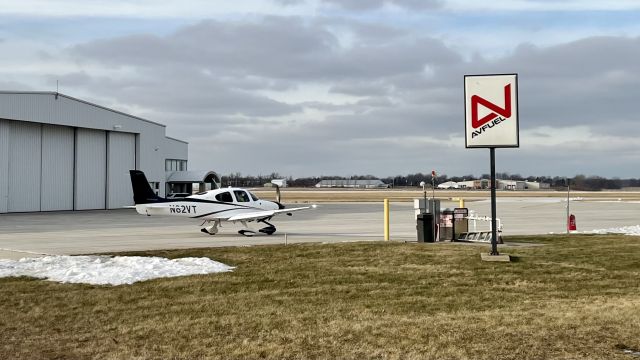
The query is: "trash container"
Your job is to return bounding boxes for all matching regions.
[439,209,455,241]
[417,213,435,243]
[453,208,469,240]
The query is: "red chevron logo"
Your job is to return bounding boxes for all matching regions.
[471,84,512,129]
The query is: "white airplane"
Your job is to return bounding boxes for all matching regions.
[129,170,312,236]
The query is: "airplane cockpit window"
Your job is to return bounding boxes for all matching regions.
[249,192,259,201]
[215,192,233,202]
[234,190,250,202]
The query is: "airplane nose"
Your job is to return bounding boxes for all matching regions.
[275,201,285,210]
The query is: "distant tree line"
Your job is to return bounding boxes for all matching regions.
[220,172,640,191]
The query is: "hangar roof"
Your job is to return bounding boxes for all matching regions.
[0,91,166,127]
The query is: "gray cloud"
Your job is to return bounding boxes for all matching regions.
[51,68,301,120]
[0,80,33,91]
[276,0,443,11]
[492,37,640,134]
[73,17,459,81]
[58,16,640,177]
[329,81,392,96]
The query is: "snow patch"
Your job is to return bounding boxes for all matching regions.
[0,255,234,285]
[582,225,640,236]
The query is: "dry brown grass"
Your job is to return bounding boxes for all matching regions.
[1,235,640,359]
[252,188,640,203]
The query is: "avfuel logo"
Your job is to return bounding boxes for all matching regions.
[464,74,519,148]
[470,84,511,138]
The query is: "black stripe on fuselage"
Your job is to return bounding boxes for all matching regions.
[142,198,258,209]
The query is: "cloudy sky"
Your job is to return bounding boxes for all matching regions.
[1,0,639,178]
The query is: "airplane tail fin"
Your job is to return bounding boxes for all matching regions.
[129,170,165,204]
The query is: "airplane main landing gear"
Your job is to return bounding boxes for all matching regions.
[238,230,256,237]
[201,223,219,235]
[259,226,276,235]
[258,219,277,235]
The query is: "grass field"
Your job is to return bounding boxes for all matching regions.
[1,235,640,359]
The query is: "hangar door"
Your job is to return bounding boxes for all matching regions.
[41,125,74,211]
[7,121,42,212]
[75,128,107,210]
[107,132,135,209]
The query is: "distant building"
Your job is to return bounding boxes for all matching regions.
[438,179,550,190]
[498,180,526,190]
[437,181,459,189]
[315,179,389,188]
[497,180,551,190]
[524,181,551,190]
[456,179,491,189]
[264,179,287,188]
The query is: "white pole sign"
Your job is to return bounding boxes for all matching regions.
[464,74,519,148]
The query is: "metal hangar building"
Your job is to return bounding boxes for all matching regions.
[0,91,188,213]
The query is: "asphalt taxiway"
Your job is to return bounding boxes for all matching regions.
[0,199,639,259]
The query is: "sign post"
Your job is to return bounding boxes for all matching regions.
[464,74,519,257]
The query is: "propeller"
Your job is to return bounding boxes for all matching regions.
[270,180,285,209]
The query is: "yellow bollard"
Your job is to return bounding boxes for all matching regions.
[384,198,390,241]
[459,198,465,208]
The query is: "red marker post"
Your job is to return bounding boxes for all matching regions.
[568,214,577,232]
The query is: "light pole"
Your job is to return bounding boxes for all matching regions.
[420,181,426,213]
[431,170,436,200]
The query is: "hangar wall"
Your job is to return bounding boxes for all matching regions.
[75,128,107,210]
[107,132,136,209]
[7,121,41,212]
[0,91,188,213]
[41,125,74,211]
[0,120,9,213]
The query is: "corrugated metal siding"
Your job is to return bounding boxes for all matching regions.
[0,120,9,213]
[0,93,188,209]
[7,121,42,212]
[107,132,135,209]
[41,125,74,211]
[75,128,106,210]
[0,94,54,124]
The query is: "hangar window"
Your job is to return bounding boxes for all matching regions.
[165,159,188,171]
[215,192,233,203]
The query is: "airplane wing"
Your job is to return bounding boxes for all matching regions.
[227,206,312,222]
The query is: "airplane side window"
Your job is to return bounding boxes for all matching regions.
[215,192,233,202]
[249,192,259,201]
[234,190,250,202]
